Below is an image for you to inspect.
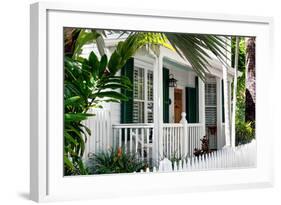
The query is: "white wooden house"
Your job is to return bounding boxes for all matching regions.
[82,34,236,165]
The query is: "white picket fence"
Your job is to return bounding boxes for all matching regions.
[83,108,112,158]
[140,140,256,173]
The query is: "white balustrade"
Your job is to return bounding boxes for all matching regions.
[112,124,154,163]
[84,110,204,164]
[162,112,204,159]
[188,123,204,157]
[162,123,184,159]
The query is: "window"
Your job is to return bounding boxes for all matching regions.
[205,77,217,126]
[132,66,154,123]
[147,70,154,123]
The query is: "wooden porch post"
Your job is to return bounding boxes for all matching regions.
[222,69,231,147]
[158,54,164,159]
[223,37,232,147]
[198,78,206,136]
[231,37,239,148]
[228,79,233,146]
[152,53,163,164]
[180,112,188,157]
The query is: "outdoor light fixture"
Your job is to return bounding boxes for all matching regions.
[169,74,178,87]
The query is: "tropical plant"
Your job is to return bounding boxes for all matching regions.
[164,33,230,79]
[64,30,139,175]
[193,136,212,157]
[104,32,230,80]
[232,38,246,120]
[169,153,187,170]
[231,37,255,145]
[86,147,147,174]
[245,37,256,124]
[235,120,254,146]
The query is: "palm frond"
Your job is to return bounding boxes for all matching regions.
[165,33,230,80]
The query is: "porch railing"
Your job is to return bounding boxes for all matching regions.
[83,109,204,163]
[187,123,204,156]
[162,123,184,159]
[112,124,154,163]
[162,114,203,159]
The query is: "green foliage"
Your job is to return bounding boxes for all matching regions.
[235,120,255,146]
[64,156,89,176]
[64,29,136,175]
[86,147,147,174]
[231,37,255,145]
[169,153,186,170]
[231,38,246,72]
[72,29,101,59]
[231,38,246,123]
[193,136,212,157]
[165,33,229,80]
[108,32,229,80]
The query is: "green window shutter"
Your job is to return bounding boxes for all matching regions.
[195,77,199,123]
[163,67,170,123]
[185,77,199,123]
[121,58,134,123]
[221,80,225,123]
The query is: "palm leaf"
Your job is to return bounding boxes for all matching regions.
[91,91,128,101]
[73,29,100,59]
[165,33,229,80]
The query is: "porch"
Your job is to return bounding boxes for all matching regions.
[83,109,204,165]
[82,46,233,165]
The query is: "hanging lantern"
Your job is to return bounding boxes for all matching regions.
[168,74,178,87]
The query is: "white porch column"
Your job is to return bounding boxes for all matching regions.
[223,37,232,147]
[153,54,164,162]
[216,77,223,149]
[231,37,239,148]
[228,79,234,147]
[180,112,188,157]
[222,70,231,147]
[158,54,164,159]
[198,78,206,136]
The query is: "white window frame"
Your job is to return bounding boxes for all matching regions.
[133,58,154,123]
[205,76,217,126]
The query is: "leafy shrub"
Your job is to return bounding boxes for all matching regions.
[168,153,187,170]
[193,136,212,157]
[86,147,147,174]
[235,121,255,145]
[64,157,88,176]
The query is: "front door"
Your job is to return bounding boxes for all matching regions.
[174,88,183,123]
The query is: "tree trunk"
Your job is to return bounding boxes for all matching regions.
[64,28,79,56]
[245,37,256,123]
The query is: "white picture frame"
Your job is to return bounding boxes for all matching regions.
[30,2,274,202]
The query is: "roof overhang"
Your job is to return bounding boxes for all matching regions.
[104,38,241,80]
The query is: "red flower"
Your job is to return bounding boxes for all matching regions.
[117,147,122,157]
